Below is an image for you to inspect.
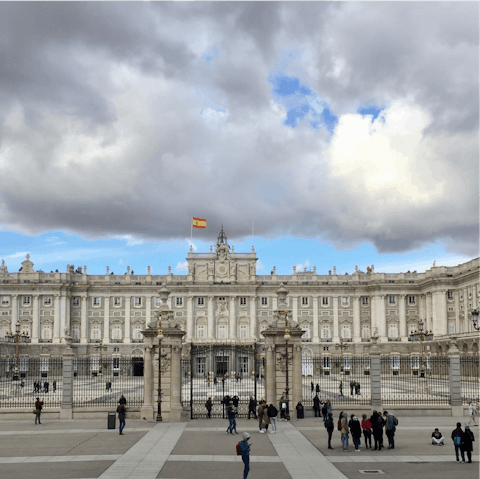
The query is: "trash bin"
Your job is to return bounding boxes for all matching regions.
[296,402,304,419]
[108,412,116,429]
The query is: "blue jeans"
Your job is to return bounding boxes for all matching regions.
[353,437,360,450]
[228,417,235,433]
[242,455,250,478]
[119,418,125,433]
[341,433,349,449]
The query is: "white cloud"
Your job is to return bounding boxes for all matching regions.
[256,260,265,271]
[176,261,188,272]
[295,260,310,272]
[186,239,198,252]
[5,251,29,259]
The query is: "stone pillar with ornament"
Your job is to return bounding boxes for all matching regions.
[262,286,304,418]
[141,287,186,421]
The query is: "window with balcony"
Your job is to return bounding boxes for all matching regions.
[447,291,454,300]
[361,325,370,339]
[388,323,398,339]
[71,325,80,340]
[134,297,142,307]
[132,325,143,340]
[302,297,308,306]
[93,297,101,307]
[341,324,351,339]
[114,297,121,306]
[23,296,31,306]
[44,297,52,306]
[217,324,227,340]
[91,324,101,340]
[112,325,122,340]
[321,325,331,339]
[301,324,310,340]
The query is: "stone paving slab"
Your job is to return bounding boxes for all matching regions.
[0,428,152,436]
[0,461,115,479]
[168,454,282,462]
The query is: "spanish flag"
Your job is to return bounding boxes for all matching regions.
[193,217,207,229]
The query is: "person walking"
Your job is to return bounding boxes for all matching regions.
[451,423,464,462]
[315,383,320,395]
[349,414,362,452]
[257,400,265,433]
[339,411,349,451]
[431,428,445,445]
[34,397,43,425]
[370,410,384,450]
[361,414,372,449]
[267,403,278,433]
[205,397,212,419]
[321,401,328,422]
[248,397,257,419]
[53,380,57,393]
[227,401,237,434]
[311,381,314,393]
[280,398,287,421]
[263,402,271,433]
[339,380,343,397]
[44,381,49,393]
[468,401,477,425]
[383,410,396,449]
[207,376,211,387]
[119,395,127,406]
[117,403,126,435]
[350,381,355,396]
[238,432,251,479]
[325,412,334,449]
[461,424,475,463]
[313,394,321,418]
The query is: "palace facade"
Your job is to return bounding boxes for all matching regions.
[0,227,478,359]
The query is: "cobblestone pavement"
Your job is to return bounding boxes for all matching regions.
[0,415,478,479]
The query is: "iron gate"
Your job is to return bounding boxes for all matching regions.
[181,344,263,419]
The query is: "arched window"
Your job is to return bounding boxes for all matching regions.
[41,324,52,340]
[112,325,123,340]
[91,324,101,340]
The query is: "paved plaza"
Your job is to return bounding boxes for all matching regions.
[0,413,478,479]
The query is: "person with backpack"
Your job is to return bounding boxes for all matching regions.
[451,422,465,462]
[267,403,278,433]
[205,397,212,419]
[383,410,397,449]
[339,411,349,451]
[349,414,362,452]
[313,394,321,418]
[370,410,384,450]
[361,414,372,449]
[325,412,334,449]
[238,432,251,479]
[461,424,475,463]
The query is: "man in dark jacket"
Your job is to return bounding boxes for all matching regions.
[117,404,126,435]
[119,395,127,406]
[248,397,257,419]
[461,424,474,463]
[267,403,278,433]
[325,412,334,449]
[451,422,464,462]
[370,410,384,450]
[205,397,212,419]
[313,394,321,417]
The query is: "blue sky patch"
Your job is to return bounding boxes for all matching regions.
[357,105,385,122]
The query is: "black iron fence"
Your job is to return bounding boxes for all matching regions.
[72,357,144,407]
[0,357,63,408]
[302,356,372,407]
[381,356,450,405]
[460,356,479,405]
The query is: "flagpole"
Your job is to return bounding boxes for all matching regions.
[252,218,254,247]
[191,218,193,243]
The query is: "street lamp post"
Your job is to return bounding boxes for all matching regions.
[335,338,349,375]
[94,344,107,376]
[409,321,433,392]
[6,322,30,381]
[157,309,164,422]
[284,310,291,420]
[471,310,479,331]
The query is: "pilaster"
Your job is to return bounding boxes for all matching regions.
[352,296,360,343]
[103,296,110,344]
[80,295,88,344]
[399,294,407,342]
[229,295,236,340]
[11,294,18,335]
[53,294,61,343]
[333,296,339,343]
[312,296,319,342]
[31,294,40,343]
[124,296,131,342]
[207,295,214,340]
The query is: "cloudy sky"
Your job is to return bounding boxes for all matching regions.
[0,2,478,275]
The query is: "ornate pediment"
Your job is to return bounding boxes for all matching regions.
[20,254,34,273]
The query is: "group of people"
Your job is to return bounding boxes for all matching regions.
[33,380,55,393]
[324,410,397,451]
[256,399,278,433]
[312,395,331,419]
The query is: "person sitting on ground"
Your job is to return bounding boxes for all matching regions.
[431,428,445,445]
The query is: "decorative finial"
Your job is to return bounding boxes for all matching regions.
[293,266,296,273]
[217,224,228,245]
[148,266,151,274]
[313,266,316,273]
[26,254,30,261]
[127,266,130,274]
[1,259,4,266]
[210,245,213,253]
[251,245,255,252]
[333,266,336,275]
[168,266,171,274]
[355,265,358,272]
[106,266,110,274]
[232,245,234,253]
[328,270,331,275]
[84,265,87,274]
[190,244,193,252]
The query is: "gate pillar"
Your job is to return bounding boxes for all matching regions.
[265,343,276,404]
[140,330,155,420]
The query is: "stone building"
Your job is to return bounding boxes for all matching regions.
[0,227,478,360]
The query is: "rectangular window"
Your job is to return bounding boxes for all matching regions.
[412,356,419,369]
[218,325,227,339]
[41,325,52,340]
[321,326,331,339]
[19,357,28,372]
[343,357,351,370]
[112,325,122,340]
[301,324,310,339]
[2,296,9,305]
[364,357,371,370]
[341,297,349,307]
[44,297,52,306]
[113,357,120,370]
[155,298,162,307]
[261,297,268,306]
[93,297,101,306]
[71,325,80,340]
[323,357,330,368]
[239,356,249,374]
[239,324,248,339]
[196,357,206,375]
[197,325,205,339]
[408,296,415,305]
[361,325,370,338]
[322,297,329,305]
[23,296,30,305]
[341,324,351,339]
[134,297,142,306]
[133,325,143,340]
[198,297,204,306]
[302,297,308,306]
[21,324,30,337]
[72,297,79,306]
[240,297,247,305]
[176,297,183,306]
[389,295,395,305]
[448,324,455,334]
[391,356,400,369]
[362,297,369,305]
[114,297,121,306]
[447,291,454,300]
[91,324,101,340]
[388,324,398,338]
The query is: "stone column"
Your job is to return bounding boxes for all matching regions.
[463,289,468,332]
[448,341,462,415]
[11,294,18,334]
[32,294,40,343]
[432,291,447,336]
[60,343,74,419]
[399,294,407,341]
[312,296,319,343]
[353,296,361,343]
[377,295,387,342]
[455,290,460,334]
[440,290,448,335]
[81,295,88,344]
[187,296,194,341]
[146,296,152,329]
[103,296,110,344]
[250,295,257,339]
[53,294,61,343]
[170,344,184,421]
[292,344,302,412]
[370,346,382,408]
[333,296,339,342]
[229,296,236,340]
[419,294,426,323]
[207,295,214,339]
[60,294,67,338]
[65,294,70,340]
[265,344,276,404]
[426,293,432,333]
[292,296,298,324]
[124,296,131,342]
[141,345,154,419]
